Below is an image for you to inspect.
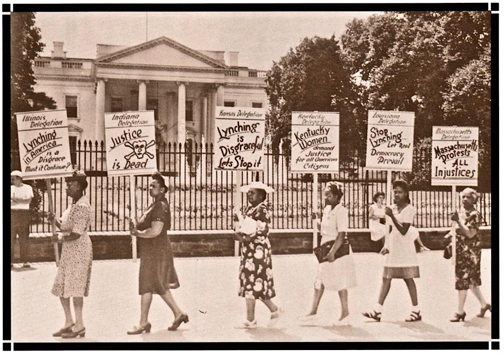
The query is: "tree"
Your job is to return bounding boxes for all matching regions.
[11,12,56,169]
[340,11,491,186]
[265,35,363,160]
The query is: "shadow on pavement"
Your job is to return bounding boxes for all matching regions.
[246,327,302,342]
[322,325,375,340]
[390,320,445,334]
[11,267,37,272]
[139,329,189,342]
[463,317,491,330]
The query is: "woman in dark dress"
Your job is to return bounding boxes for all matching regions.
[234,181,283,329]
[127,173,188,334]
[449,188,491,322]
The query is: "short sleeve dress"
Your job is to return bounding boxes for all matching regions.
[136,197,180,295]
[238,202,276,300]
[317,204,357,291]
[369,203,387,241]
[455,209,482,290]
[51,196,93,298]
[383,204,419,279]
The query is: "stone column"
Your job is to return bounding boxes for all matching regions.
[202,96,208,144]
[216,84,224,106]
[177,82,187,144]
[209,88,217,147]
[138,80,148,111]
[95,78,106,142]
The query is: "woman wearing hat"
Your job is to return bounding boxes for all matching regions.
[11,170,34,268]
[449,188,491,322]
[234,181,283,329]
[127,172,188,334]
[48,171,93,338]
[298,181,357,325]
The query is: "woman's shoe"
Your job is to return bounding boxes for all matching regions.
[268,307,284,327]
[477,304,491,318]
[234,319,257,329]
[127,323,152,335]
[362,310,381,322]
[52,323,75,337]
[61,327,86,338]
[405,310,422,322]
[298,314,319,322]
[168,314,189,331]
[450,312,466,322]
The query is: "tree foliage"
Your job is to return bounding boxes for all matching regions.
[265,11,491,189]
[265,36,364,159]
[11,12,56,169]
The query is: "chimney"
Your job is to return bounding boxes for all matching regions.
[51,41,66,59]
[225,51,239,67]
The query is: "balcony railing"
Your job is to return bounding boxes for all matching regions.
[62,61,83,69]
[34,60,51,68]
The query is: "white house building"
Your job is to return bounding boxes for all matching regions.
[33,37,268,152]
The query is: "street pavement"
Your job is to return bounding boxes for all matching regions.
[11,250,492,343]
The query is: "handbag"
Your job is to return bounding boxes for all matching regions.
[443,243,453,259]
[313,234,350,264]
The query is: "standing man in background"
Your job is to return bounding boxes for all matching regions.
[11,170,34,268]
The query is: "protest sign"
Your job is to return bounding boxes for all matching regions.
[104,110,157,176]
[214,106,265,171]
[366,110,415,171]
[291,111,340,173]
[16,109,73,179]
[432,126,479,186]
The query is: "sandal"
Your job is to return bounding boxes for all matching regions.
[362,310,381,322]
[405,310,422,322]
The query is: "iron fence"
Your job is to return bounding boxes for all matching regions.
[18,141,491,233]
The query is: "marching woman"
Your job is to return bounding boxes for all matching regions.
[363,179,428,323]
[369,192,387,246]
[127,173,188,334]
[234,181,283,329]
[49,171,93,338]
[299,181,357,325]
[449,188,491,322]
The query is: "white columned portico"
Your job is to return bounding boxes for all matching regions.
[138,80,148,111]
[177,81,187,144]
[95,78,106,142]
[209,87,217,147]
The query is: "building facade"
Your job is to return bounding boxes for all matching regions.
[33,37,268,151]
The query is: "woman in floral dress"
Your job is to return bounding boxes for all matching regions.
[449,188,491,322]
[234,181,283,329]
[49,171,93,339]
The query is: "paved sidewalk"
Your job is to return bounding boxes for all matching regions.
[11,251,491,342]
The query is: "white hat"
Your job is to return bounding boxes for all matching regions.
[11,170,23,178]
[240,181,275,193]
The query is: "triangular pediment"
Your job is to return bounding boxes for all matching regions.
[96,37,227,69]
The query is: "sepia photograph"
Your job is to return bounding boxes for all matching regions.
[5,2,497,350]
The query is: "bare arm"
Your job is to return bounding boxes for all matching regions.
[133,221,164,239]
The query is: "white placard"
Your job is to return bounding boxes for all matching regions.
[431,126,479,186]
[16,109,73,179]
[291,111,340,173]
[104,111,157,176]
[366,110,415,171]
[214,106,265,171]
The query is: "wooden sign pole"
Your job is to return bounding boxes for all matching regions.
[45,179,60,266]
[130,175,138,262]
[234,172,242,257]
[451,185,457,266]
[312,173,319,248]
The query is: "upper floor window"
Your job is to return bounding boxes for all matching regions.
[111,97,123,113]
[186,100,193,121]
[224,101,236,107]
[65,95,78,118]
[252,102,263,108]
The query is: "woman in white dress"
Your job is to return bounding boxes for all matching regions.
[363,179,428,322]
[369,192,387,244]
[299,182,357,325]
